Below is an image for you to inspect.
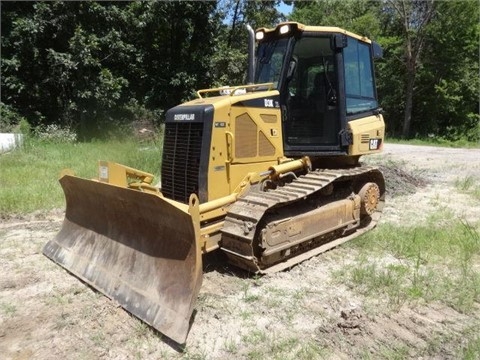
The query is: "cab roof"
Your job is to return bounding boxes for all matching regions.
[255,21,372,44]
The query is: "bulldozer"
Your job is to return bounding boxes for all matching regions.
[43,22,385,344]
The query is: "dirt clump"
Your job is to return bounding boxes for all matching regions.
[378,163,428,197]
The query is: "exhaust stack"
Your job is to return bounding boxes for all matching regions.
[246,24,255,84]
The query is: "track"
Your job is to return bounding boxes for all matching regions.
[221,166,385,273]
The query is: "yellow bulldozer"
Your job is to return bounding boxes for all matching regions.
[43,22,385,344]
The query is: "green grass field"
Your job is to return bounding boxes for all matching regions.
[0,138,162,216]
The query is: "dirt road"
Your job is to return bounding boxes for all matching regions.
[1,143,479,359]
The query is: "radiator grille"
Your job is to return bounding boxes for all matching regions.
[161,122,203,204]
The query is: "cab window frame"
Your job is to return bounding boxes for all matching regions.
[343,37,378,116]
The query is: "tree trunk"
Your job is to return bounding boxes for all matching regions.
[402,73,415,138]
[387,0,435,138]
[402,32,416,138]
[228,0,241,47]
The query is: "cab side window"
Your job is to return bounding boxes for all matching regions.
[344,37,378,115]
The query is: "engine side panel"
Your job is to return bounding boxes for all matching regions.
[348,114,385,156]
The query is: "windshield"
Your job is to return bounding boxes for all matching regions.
[254,38,289,89]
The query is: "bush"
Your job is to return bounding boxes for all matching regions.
[0,103,26,133]
[18,118,32,137]
[34,124,77,144]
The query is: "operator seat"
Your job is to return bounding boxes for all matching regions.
[309,73,327,113]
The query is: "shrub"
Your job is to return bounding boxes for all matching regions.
[0,103,26,133]
[18,118,32,136]
[34,124,77,143]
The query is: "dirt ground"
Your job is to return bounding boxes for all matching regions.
[1,143,479,359]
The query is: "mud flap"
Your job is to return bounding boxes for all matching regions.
[43,175,202,344]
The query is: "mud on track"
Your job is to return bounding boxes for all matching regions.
[1,143,479,359]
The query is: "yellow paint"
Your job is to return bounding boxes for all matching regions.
[348,114,386,156]
[74,23,385,254]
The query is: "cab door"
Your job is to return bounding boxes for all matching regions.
[282,35,342,155]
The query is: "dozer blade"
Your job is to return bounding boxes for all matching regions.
[43,175,202,344]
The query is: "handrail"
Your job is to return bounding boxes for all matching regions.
[196,83,275,98]
[225,131,234,164]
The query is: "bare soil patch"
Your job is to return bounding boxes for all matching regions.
[1,143,479,359]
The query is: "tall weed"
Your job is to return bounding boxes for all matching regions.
[455,175,480,200]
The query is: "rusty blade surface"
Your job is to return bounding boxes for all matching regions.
[43,175,202,344]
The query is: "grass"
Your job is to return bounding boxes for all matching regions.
[361,343,410,360]
[0,137,162,215]
[455,175,480,200]
[222,337,239,353]
[241,282,261,303]
[336,214,480,360]
[461,333,480,360]
[240,330,328,360]
[337,213,480,313]
[386,137,480,148]
[0,302,17,316]
[420,324,480,359]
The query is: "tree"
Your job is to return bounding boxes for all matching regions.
[384,0,435,138]
[212,0,283,86]
[414,0,479,140]
[378,0,479,140]
[289,0,382,38]
[2,2,137,137]
[1,1,219,138]
[129,2,218,109]
[2,0,478,141]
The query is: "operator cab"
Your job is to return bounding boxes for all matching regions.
[254,23,382,156]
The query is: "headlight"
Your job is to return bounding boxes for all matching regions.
[279,24,290,35]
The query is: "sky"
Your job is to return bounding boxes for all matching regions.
[222,1,293,25]
[278,1,293,17]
